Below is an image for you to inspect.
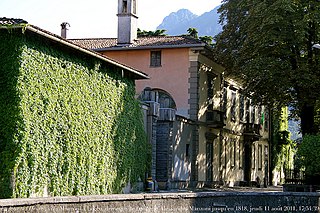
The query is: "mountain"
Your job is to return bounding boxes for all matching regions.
[156,6,222,37]
[288,119,302,141]
[157,9,198,34]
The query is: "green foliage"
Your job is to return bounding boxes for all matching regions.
[297,134,320,177]
[271,107,296,183]
[0,29,150,198]
[215,0,320,135]
[199,36,213,46]
[137,28,167,37]
[315,100,320,132]
[187,28,198,39]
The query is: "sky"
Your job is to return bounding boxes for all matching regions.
[0,0,222,39]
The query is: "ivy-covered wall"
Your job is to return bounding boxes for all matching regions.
[271,107,295,185]
[0,29,149,198]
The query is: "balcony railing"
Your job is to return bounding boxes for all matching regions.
[206,110,225,128]
[159,108,176,121]
[243,123,261,141]
[144,101,160,117]
[285,169,305,184]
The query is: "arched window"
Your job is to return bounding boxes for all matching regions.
[122,0,128,13]
[140,88,176,109]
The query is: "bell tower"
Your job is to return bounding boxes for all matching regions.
[117,0,138,45]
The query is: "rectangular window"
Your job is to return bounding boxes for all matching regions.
[251,105,255,124]
[122,0,128,13]
[150,51,161,67]
[239,141,243,169]
[264,109,269,131]
[239,95,245,123]
[258,144,262,170]
[258,106,262,128]
[231,91,237,122]
[220,138,225,169]
[245,98,250,123]
[252,144,255,169]
[223,86,227,119]
[186,144,190,158]
[264,145,269,161]
[207,73,215,109]
[206,142,213,181]
[230,139,236,168]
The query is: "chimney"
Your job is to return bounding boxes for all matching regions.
[117,0,138,46]
[61,22,70,39]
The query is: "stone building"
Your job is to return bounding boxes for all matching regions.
[71,0,270,189]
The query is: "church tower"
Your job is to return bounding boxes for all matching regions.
[117,0,138,45]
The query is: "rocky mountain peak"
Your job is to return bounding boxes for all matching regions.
[156,6,222,37]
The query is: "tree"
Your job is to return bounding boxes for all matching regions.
[297,134,320,184]
[315,100,320,132]
[187,27,198,39]
[137,28,167,37]
[214,0,320,135]
[199,35,214,46]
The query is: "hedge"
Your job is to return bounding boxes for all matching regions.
[0,29,150,198]
[297,134,320,181]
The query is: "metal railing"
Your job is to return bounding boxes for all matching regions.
[285,169,305,184]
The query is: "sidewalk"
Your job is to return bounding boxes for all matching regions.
[161,185,283,194]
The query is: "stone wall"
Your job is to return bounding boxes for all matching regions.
[1,192,320,213]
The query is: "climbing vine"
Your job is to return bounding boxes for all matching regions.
[271,107,296,184]
[0,29,150,198]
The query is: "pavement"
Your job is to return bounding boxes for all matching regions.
[159,185,283,194]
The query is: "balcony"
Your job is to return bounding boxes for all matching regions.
[159,108,176,121]
[206,110,225,128]
[243,123,261,141]
[144,101,160,117]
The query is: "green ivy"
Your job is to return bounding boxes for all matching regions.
[0,29,150,198]
[297,134,320,177]
[270,107,296,184]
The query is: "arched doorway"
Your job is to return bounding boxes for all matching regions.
[140,88,177,188]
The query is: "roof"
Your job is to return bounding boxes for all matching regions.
[69,36,206,51]
[0,18,148,80]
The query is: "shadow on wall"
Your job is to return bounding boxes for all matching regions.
[111,82,150,193]
[172,117,194,184]
[0,31,25,198]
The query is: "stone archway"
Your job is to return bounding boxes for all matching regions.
[140,88,177,189]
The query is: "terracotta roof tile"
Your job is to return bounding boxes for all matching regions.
[0,17,148,79]
[70,36,205,50]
